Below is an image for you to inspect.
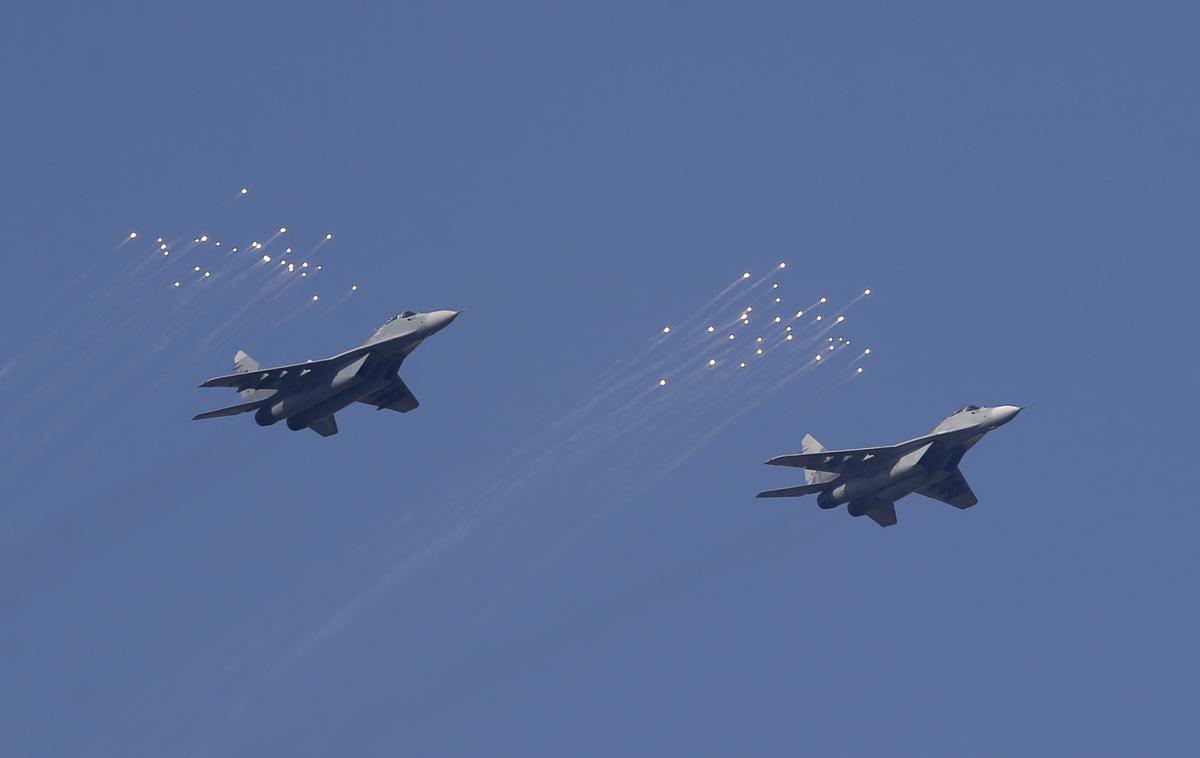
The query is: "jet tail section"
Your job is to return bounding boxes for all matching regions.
[193,397,271,420]
[233,350,275,402]
[801,434,838,485]
[755,483,826,499]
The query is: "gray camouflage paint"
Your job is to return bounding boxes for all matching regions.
[193,309,459,437]
[757,405,1021,527]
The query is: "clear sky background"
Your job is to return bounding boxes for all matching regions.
[1,2,1197,756]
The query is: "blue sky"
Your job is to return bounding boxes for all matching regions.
[1,2,1196,756]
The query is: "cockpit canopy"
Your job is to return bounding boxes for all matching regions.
[382,310,418,326]
[953,404,981,414]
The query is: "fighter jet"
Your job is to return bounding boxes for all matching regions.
[756,405,1021,527]
[193,309,460,437]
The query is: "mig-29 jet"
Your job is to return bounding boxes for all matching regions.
[193,309,459,437]
[756,405,1021,527]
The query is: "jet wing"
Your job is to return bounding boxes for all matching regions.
[199,357,339,391]
[358,376,419,413]
[764,437,934,473]
[917,468,977,509]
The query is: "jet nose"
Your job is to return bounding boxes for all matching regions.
[425,309,460,332]
[992,405,1022,425]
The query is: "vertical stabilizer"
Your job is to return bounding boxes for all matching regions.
[233,350,273,402]
[801,433,838,485]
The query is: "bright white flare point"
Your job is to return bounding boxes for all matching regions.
[708,359,717,367]
[857,367,864,373]
[728,334,736,340]
[658,378,668,387]
[756,348,764,355]
[193,265,201,272]
[312,295,320,302]
[162,250,169,256]
[785,325,792,332]
[739,361,747,368]
[775,297,781,303]
[772,283,779,289]
[815,315,823,321]
[285,247,293,254]
[756,336,763,343]
[287,264,295,272]
[160,243,168,250]
[815,354,822,361]
[325,233,334,240]
[316,265,323,271]
[262,254,271,262]
[746,306,753,312]
[786,334,794,341]
[819,297,827,304]
[773,316,781,323]
[351,284,358,291]
[662,326,671,334]
[864,348,872,355]
[837,337,844,342]
[778,262,787,269]
[231,247,239,253]
[214,241,221,247]
[864,288,872,295]
[301,262,308,268]
[203,271,211,278]
[240,188,248,194]
[827,345,835,351]
[836,315,845,322]
[279,227,287,234]
[828,337,834,342]
[156,237,163,243]
[706,325,715,333]
[200,235,208,242]
[173,281,180,288]
[300,272,307,278]
[742,272,751,279]
[795,310,804,318]
[128,232,137,239]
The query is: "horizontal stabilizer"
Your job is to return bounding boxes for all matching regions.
[193,397,270,420]
[755,483,827,499]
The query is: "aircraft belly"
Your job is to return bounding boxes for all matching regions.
[826,470,923,505]
[267,381,358,422]
[288,378,388,426]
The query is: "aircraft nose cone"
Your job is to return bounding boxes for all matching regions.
[993,405,1022,424]
[426,309,460,331]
